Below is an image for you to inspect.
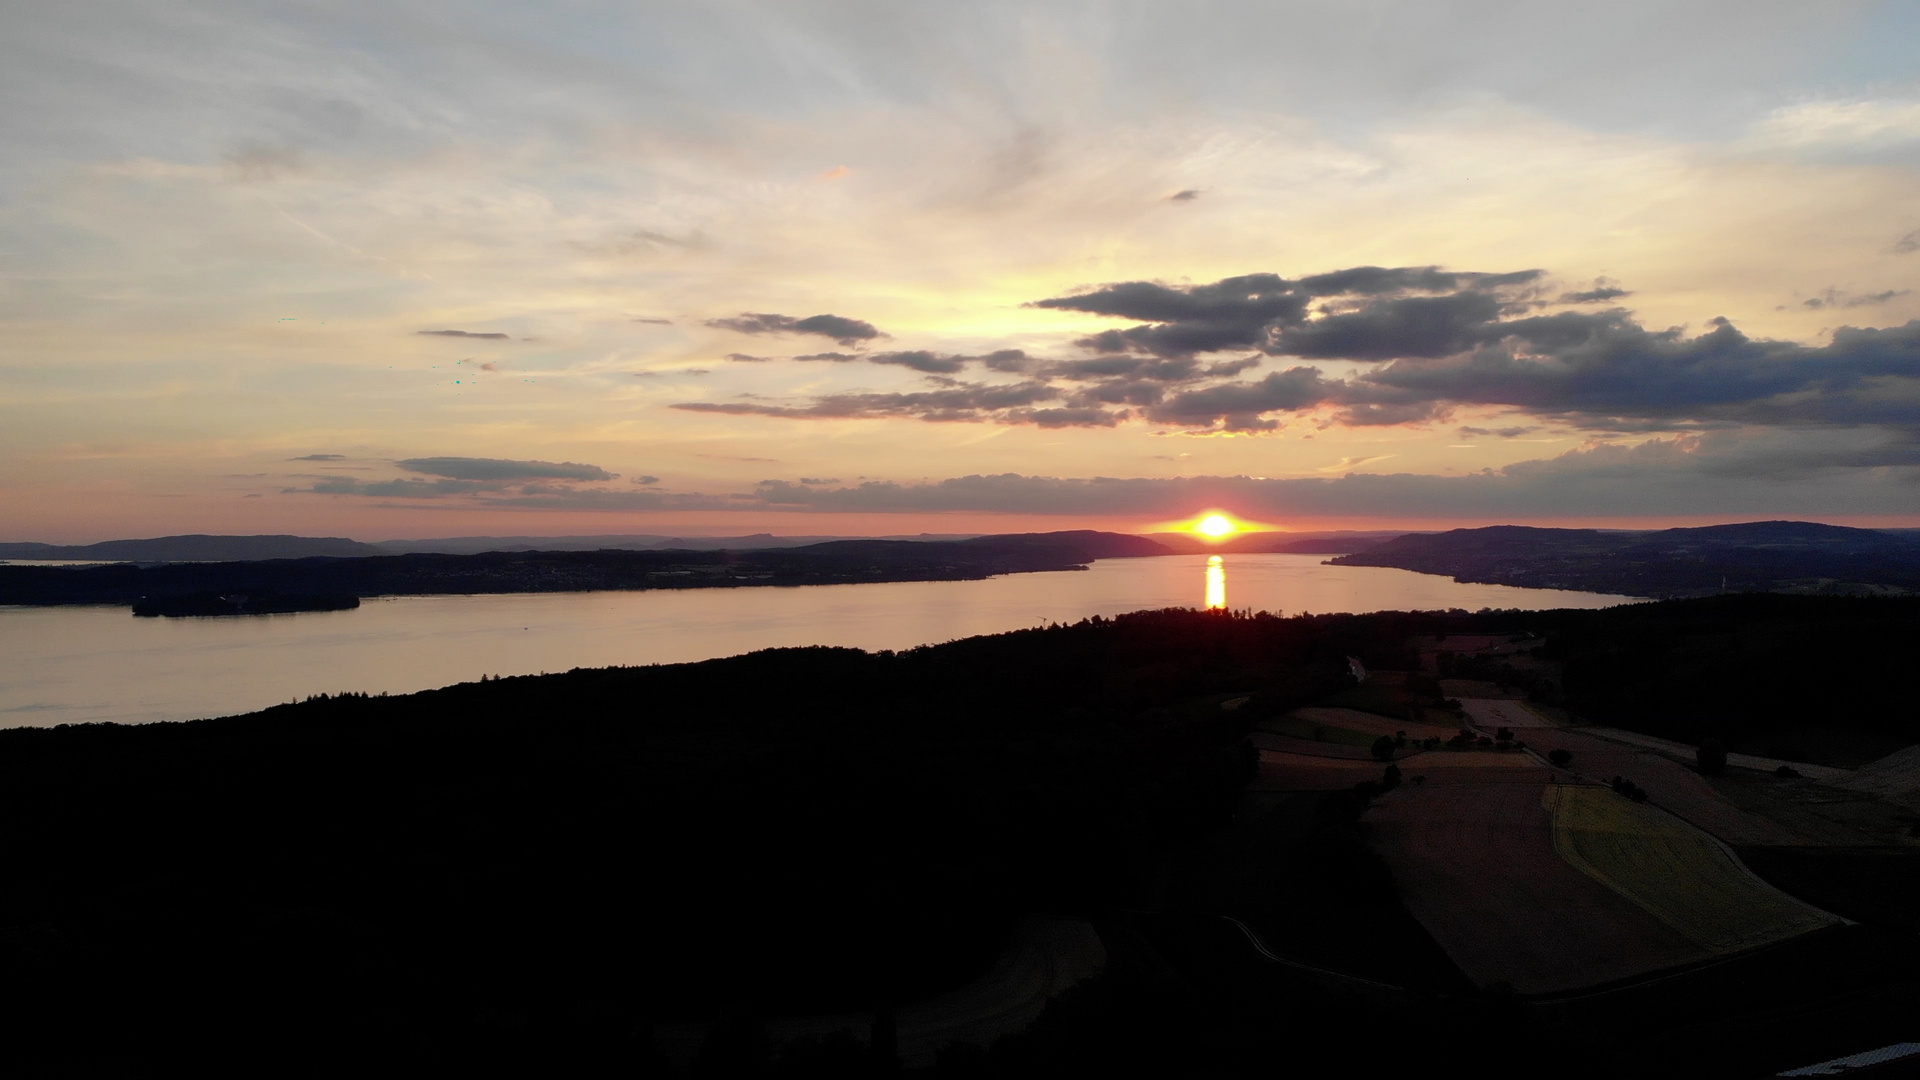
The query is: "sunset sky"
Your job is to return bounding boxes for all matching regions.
[4,1,1918,542]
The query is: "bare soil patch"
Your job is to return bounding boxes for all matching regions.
[1366,781,1705,993]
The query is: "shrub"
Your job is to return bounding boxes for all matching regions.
[1370,735,1396,761]
[1547,748,1573,768]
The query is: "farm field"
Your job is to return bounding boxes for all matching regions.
[1398,750,1540,769]
[1367,780,1706,993]
[1522,729,1805,846]
[1708,771,1920,846]
[1439,679,1525,699]
[1458,697,1556,730]
[1252,714,1377,748]
[1251,751,1394,791]
[1281,706,1461,742]
[1247,732,1384,760]
[1543,786,1840,954]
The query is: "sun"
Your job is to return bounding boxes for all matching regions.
[1195,514,1238,539]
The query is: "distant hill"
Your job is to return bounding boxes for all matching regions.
[0,534,383,562]
[1148,530,1409,554]
[0,530,1176,608]
[370,532,982,555]
[1329,520,1920,597]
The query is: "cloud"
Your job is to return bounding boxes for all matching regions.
[726,352,772,362]
[633,475,661,485]
[674,379,1123,426]
[672,267,1920,439]
[1800,288,1910,309]
[870,350,971,374]
[740,432,1917,518]
[417,329,511,340]
[798,477,841,485]
[705,312,883,346]
[1029,266,1544,358]
[794,351,860,362]
[633,317,674,325]
[1560,284,1632,303]
[1458,425,1541,438]
[1896,231,1920,255]
[395,456,617,481]
[288,453,345,461]
[1167,189,1200,201]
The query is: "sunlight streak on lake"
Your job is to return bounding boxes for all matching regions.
[1205,555,1226,609]
[0,554,1640,727]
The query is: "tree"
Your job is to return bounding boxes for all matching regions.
[1381,763,1403,792]
[1370,735,1396,761]
[1548,748,1573,768]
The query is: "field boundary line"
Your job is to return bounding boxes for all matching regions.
[1215,914,1407,992]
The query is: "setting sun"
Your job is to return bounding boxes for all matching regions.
[1196,514,1238,539]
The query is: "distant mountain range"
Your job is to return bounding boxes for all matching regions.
[1329,520,1920,598]
[0,532,982,561]
[0,530,1173,610]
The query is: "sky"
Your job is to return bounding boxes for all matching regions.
[3,1,1918,542]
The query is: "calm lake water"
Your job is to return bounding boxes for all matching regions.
[0,553,1640,727]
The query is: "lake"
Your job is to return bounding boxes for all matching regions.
[0,553,1639,727]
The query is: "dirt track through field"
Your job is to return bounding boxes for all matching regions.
[1368,781,1706,993]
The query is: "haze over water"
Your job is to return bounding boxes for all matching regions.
[0,554,1636,728]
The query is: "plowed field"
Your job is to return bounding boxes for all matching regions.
[1542,786,1840,954]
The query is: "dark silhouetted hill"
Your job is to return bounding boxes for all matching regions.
[0,533,383,561]
[1330,521,1920,597]
[0,530,1175,608]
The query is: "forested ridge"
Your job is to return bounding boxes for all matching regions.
[3,595,1916,1076]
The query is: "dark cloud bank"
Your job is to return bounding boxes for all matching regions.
[677,265,1920,438]
[706,312,883,347]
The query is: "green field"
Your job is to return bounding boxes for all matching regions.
[1543,786,1839,954]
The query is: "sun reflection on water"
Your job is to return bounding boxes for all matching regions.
[1205,555,1226,610]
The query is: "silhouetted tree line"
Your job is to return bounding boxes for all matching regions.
[0,532,1168,608]
[3,595,1914,1076]
[0,607,1344,1076]
[1539,594,1920,742]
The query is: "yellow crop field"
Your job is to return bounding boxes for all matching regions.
[1542,786,1840,954]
